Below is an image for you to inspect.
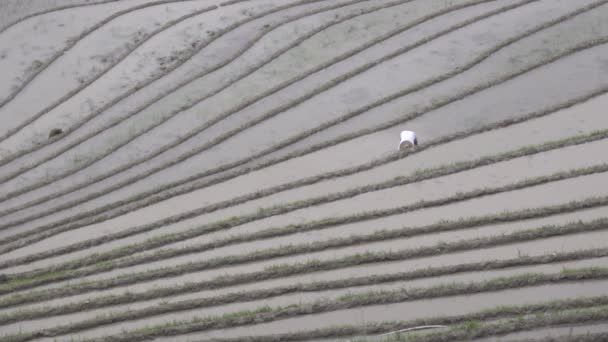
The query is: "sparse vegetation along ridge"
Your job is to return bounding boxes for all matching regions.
[7,124,608,275]
[507,332,608,342]
[4,268,607,342]
[2,245,608,328]
[2,213,608,309]
[147,299,608,342]
[0,0,535,218]
[0,0,222,139]
[4,32,608,257]
[0,0,392,181]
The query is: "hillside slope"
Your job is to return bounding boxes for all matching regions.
[0,0,608,341]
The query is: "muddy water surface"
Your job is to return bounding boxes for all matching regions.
[0,0,484,234]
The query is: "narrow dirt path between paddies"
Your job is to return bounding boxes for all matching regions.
[12,85,606,275]
[0,0,531,232]
[4,11,608,256]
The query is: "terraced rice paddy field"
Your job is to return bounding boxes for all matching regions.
[1,0,608,341]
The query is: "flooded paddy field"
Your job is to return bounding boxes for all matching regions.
[0,0,607,341]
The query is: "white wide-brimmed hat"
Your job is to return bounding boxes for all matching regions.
[399,130,417,151]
